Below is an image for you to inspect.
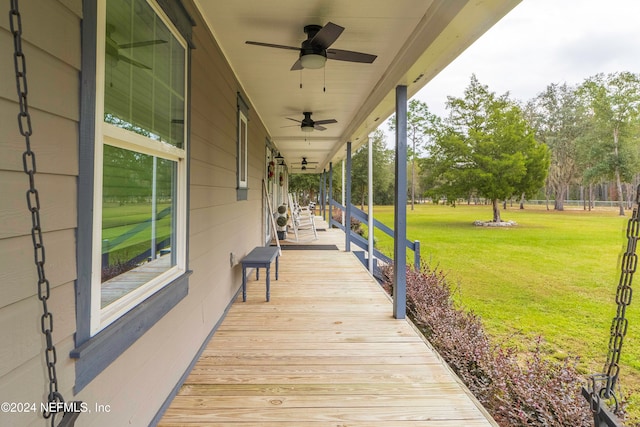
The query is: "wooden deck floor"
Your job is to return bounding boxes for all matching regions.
[158,227,496,426]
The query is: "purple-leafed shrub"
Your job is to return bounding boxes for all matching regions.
[382,264,603,427]
[332,211,365,236]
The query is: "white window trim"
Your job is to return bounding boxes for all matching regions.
[238,110,248,189]
[90,0,188,336]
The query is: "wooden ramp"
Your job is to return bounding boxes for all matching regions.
[158,233,496,426]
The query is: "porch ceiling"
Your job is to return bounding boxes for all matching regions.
[193,0,519,173]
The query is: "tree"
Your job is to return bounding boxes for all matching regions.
[526,83,587,210]
[423,75,549,222]
[388,100,436,210]
[289,173,320,203]
[578,72,640,216]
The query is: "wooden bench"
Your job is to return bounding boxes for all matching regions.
[240,246,279,302]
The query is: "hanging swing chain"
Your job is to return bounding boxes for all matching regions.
[9,0,65,424]
[589,184,640,418]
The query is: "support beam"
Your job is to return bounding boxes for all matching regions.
[367,136,374,274]
[341,160,346,227]
[322,170,327,221]
[329,162,333,226]
[393,85,407,319]
[345,141,352,252]
[318,171,322,213]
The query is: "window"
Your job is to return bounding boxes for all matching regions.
[73,0,192,392]
[92,0,188,334]
[237,94,249,199]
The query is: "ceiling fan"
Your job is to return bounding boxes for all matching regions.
[292,157,319,171]
[292,164,317,171]
[286,112,337,132]
[301,157,318,166]
[105,24,167,70]
[246,22,377,70]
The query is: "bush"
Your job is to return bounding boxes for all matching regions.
[331,211,365,236]
[381,264,596,427]
[276,215,288,227]
[102,258,138,282]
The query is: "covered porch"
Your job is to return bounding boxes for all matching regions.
[157,227,496,426]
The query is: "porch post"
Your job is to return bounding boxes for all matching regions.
[341,160,346,227]
[319,170,324,220]
[328,162,333,226]
[322,169,327,221]
[367,136,374,274]
[345,141,352,252]
[393,85,407,319]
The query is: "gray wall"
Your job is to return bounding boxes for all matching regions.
[0,0,269,425]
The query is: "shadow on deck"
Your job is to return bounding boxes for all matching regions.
[158,227,497,426]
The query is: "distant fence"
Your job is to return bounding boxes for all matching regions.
[525,200,624,208]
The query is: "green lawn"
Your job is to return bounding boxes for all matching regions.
[102,203,172,262]
[370,203,640,415]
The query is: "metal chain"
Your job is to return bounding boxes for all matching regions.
[604,184,639,394]
[588,184,640,425]
[9,1,65,425]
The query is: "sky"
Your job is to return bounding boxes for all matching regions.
[412,0,640,118]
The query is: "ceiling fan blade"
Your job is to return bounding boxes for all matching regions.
[118,39,167,49]
[314,125,327,131]
[313,119,337,125]
[286,117,302,124]
[290,59,303,71]
[311,22,344,48]
[118,54,151,70]
[246,41,300,51]
[327,48,377,64]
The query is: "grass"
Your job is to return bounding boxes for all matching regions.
[102,203,172,262]
[369,203,640,419]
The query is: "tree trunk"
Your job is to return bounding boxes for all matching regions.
[519,192,525,209]
[615,169,625,216]
[613,128,625,216]
[411,139,416,211]
[555,184,566,211]
[492,199,501,222]
[545,180,550,211]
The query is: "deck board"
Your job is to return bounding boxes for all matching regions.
[158,228,496,426]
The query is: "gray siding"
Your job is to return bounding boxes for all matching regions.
[0,1,81,425]
[0,0,270,425]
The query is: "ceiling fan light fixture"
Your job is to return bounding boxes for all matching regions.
[300,53,326,69]
[301,124,314,132]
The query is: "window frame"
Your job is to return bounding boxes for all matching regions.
[92,0,188,335]
[237,93,249,200]
[73,0,193,392]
